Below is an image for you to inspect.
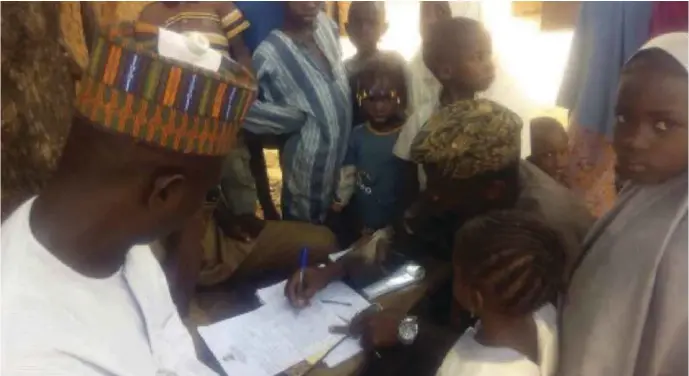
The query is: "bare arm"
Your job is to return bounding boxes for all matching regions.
[228,35,253,70]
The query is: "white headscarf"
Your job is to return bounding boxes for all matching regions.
[631,32,689,71]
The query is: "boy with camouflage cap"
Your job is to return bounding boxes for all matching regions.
[410,99,591,271]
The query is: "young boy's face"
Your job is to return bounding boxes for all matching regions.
[360,77,402,125]
[346,5,386,54]
[425,28,495,93]
[529,126,570,183]
[614,62,688,184]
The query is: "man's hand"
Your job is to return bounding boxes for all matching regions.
[284,265,341,308]
[350,231,392,265]
[219,213,265,243]
[348,309,405,349]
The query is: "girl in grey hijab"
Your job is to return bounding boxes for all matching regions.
[559,32,688,376]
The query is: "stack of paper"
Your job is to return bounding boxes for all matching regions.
[256,280,371,368]
[198,300,345,376]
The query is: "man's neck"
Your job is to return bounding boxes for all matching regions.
[30,180,133,279]
[282,18,315,42]
[440,86,476,106]
[354,48,378,61]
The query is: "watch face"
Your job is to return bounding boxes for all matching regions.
[398,317,419,344]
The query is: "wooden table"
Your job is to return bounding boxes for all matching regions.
[191,258,451,376]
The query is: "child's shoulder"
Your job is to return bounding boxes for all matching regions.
[349,123,370,141]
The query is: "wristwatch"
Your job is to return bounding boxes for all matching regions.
[397,316,419,345]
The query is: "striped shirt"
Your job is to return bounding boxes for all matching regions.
[139,2,250,52]
[244,12,352,223]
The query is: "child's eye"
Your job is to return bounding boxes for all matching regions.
[653,121,669,132]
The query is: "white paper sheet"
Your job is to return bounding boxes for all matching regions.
[198,302,345,376]
[255,280,371,368]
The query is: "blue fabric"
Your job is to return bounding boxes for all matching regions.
[557,2,652,138]
[344,124,403,230]
[234,1,284,53]
[243,13,352,224]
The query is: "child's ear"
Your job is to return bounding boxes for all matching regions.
[470,290,484,315]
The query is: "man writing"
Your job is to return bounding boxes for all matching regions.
[283,99,592,372]
[1,22,255,375]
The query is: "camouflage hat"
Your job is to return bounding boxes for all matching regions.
[410,99,522,179]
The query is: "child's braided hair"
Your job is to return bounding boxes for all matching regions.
[453,210,566,316]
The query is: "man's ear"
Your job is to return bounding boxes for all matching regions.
[148,173,187,213]
[484,180,507,201]
[435,64,453,81]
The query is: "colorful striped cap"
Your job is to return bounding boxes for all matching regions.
[75,22,257,156]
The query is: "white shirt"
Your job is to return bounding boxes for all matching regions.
[1,198,218,376]
[392,99,439,191]
[436,304,558,376]
[407,52,442,119]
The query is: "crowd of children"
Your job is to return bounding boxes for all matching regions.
[312,3,686,376]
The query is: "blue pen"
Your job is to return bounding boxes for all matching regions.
[298,248,309,293]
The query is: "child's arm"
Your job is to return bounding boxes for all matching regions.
[392,157,412,223]
[333,165,356,212]
[399,159,420,212]
[333,132,360,211]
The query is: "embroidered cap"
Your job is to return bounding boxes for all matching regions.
[410,99,523,179]
[75,22,257,156]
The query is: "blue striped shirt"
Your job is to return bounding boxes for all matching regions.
[243,13,352,223]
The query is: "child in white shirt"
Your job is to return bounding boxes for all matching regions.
[437,210,564,376]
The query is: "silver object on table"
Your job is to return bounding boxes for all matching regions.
[361,262,426,300]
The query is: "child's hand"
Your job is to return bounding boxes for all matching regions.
[331,202,344,213]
